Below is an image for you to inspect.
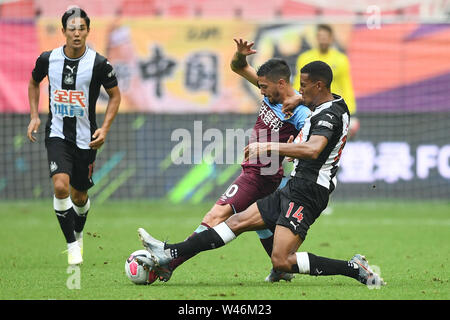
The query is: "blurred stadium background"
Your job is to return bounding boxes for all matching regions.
[1,0,450,204]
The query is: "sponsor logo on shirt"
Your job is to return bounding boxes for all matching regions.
[259,101,283,132]
[52,89,86,118]
[318,120,334,130]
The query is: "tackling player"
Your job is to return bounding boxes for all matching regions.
[150,39,310,283]
[137,61,385,287]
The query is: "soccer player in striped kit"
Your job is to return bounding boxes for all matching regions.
[27,7,121,265]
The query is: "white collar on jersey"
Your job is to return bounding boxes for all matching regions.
[61,45,90,61]
[312,95,343,115]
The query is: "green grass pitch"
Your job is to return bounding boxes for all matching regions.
[0,200,448,300]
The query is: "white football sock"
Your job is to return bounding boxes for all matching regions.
[296,252,310,274]
[213,222,236,244]
[73,198,90,217]
[53,195,72,211]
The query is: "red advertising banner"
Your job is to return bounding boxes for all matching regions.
[1,18,449,113]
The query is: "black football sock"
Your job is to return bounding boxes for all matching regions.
[259,235,274,257]
[165,222,236,258]
[73,198,90,233]
[165,228,224,258]
[53,196,76,244]
[169,223,211,271]
[307,253,359,279]
[256,229,275,257]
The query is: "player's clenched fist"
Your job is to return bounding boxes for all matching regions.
[27,117,41,142]
[89,128,108,150]
[244,142,274,162]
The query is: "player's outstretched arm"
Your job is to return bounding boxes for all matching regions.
[244,135,328,162]
[277,135,328,160]
[27,78,41,142]
[230,38,258,87]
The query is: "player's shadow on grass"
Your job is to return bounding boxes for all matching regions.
[146,278,360,288]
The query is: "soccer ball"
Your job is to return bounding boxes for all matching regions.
[124,250,158,285]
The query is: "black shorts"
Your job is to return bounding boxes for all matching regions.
[256,177,329,240]
[45,137,97,191]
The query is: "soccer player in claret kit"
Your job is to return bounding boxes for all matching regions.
[27,7,121,265]
[137,61,385,287]
[144,39,311,283]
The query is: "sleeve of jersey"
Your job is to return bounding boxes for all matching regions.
[31,52,50,83]
[100,59,118,89]
[309,113,340,140]
[289,106,310,131]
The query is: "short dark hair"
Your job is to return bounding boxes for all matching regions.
[300,60,333,89]
[62,7,90,30]
[317,24,333,36]
[256,58,291,83]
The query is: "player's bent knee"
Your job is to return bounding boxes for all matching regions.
[53,181,69,198]
[271,253,291,273]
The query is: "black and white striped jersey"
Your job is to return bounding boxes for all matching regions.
[291,94,350,192]
[32,45,118,149]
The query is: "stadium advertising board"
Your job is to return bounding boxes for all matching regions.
[1,113,448,200]
[1,20,449,114]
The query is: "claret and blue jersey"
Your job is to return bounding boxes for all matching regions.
[242,92,311,177]
[262,93,311,132]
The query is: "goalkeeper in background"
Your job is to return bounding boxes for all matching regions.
[291,24,359,138]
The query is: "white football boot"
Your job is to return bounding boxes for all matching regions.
[67,241,83,265]
[137,228,173,281]
[350,254,386,287]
